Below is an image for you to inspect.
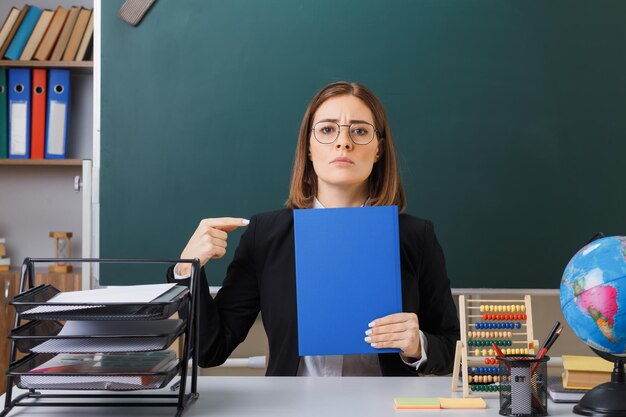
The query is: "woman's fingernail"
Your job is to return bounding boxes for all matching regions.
[242,219,250,225]
[365,329,372,336]
[370,343,378,347]
[368,321,375,328]
[364,337,371,343]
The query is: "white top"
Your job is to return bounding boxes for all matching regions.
[1,377,576,417]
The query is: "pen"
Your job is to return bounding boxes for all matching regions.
[491,342,510,370]
[536,321,561,358]
[531,325,562,373]
[491,342,505,358]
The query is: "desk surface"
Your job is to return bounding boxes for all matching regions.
[1,376,576,417]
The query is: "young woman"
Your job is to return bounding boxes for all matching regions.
[170,82,459,376]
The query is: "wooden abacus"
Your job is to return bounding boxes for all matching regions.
[451,295,539,397]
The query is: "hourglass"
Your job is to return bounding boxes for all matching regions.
[49,232,73,273]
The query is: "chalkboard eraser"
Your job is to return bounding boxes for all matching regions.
[119,0,156,26]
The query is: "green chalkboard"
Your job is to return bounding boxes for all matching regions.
[101,0,626,288]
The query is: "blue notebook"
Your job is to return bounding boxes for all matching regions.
[294,206,402,356]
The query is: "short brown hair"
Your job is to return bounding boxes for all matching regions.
[285,81,406,211]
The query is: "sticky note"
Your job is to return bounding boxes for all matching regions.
[439,397,487,409]
[393,397,440,409]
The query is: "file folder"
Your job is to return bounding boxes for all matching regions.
[31,69,46,159]
[0,68,7,158]
[8,68,31,159]
[293,206,402,356]
[45,69,70,159]
[4,5,42,60]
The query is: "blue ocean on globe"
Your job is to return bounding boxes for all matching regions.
[560,236,626,355]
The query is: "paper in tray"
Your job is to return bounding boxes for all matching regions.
[9,352,180,391]
[11,319,185,353]
[11,284,189,320]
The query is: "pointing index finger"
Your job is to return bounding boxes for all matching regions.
[206,217,250,232]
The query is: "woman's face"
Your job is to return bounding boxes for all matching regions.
[309,95,380,191]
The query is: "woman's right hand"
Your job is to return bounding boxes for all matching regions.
[175,217,249,276]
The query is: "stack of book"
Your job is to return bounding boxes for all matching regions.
[0,5,94,62]
[0,238,9,272]
[548,355,614,403]
[547,375,587,403]
[561,354,613,390]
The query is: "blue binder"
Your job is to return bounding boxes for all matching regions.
[293,206,402,356]
[7,68,31,159]
[4,6,42,60]
[0,68,7,158]
[45,69,70,159]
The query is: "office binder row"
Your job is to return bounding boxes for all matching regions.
[0,67,70,159]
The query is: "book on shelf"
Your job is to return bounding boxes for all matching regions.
[4,5,42,60]
[19,9,54,61]
[548,375,586,403]
[63,7,91,61]
[75,13,93,62]
[562,354,613,389]
[0,7,20,54]
[33,6,68,61]
[49,6,80,61]
[0,5,29,59]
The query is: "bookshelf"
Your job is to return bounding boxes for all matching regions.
[0,0,96,296]
[0,159,83,166]
[0,59,92,72]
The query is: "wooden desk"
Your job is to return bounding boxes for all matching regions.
[1,376,577,416]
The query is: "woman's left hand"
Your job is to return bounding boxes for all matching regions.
[365,313,422,359]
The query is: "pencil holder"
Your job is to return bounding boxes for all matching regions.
[498,355,549,417]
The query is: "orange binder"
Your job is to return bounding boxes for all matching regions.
[30,68,47,159]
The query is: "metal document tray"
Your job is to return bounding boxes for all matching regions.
[8,352,181,391]
[10,284,189,321]
[10,319,185,353]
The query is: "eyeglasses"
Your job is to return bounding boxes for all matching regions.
[311,121,379,145]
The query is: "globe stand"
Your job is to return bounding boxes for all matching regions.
[574,349,626,417]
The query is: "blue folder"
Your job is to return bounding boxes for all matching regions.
[293,206,402,356]
[0,68,7,158]
[45,69,70,159]
[7,68,31,159]
[4,6,42,60]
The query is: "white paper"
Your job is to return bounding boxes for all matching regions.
[46,283,176,304]
[32,338,165,353]
[20,375,144,386]
[58,319,181,336]
[31,319,182,353]
[46,101,67,155]
[10,102,27,155]
[23,305,103,315]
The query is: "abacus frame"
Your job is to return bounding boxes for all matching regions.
[451,295,539,398]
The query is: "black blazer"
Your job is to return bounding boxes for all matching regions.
[168,209,460,376]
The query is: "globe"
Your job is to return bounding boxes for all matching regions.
[560,236,626,355]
